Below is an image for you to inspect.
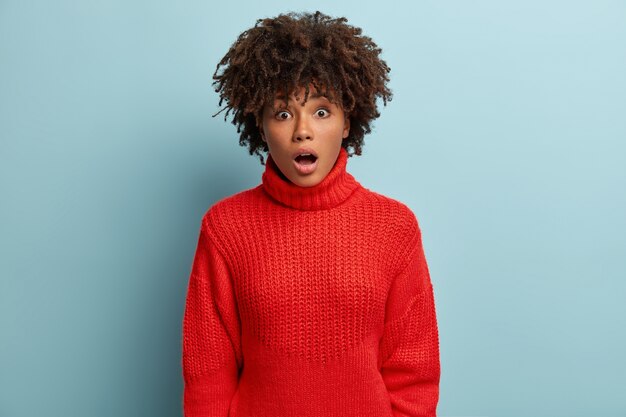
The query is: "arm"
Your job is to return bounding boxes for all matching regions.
[182,215,242,417]
[379,223,441,417]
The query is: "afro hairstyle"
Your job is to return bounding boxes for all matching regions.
[212,10,393,165]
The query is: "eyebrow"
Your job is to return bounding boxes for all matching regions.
[274,92,329,100]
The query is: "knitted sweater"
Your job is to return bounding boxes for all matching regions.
[182,146,440,417]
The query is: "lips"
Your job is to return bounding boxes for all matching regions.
[293,150,319,175]
[292,147,318,160]
[291,147,319,174]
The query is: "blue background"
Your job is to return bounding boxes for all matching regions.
[1,1,625,416]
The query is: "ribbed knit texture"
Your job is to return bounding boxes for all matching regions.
[182,147,441,417]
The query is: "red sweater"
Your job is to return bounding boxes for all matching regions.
[182,147,440,416]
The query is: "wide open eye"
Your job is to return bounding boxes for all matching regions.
[316,109,329,118]
[275,111,291,120]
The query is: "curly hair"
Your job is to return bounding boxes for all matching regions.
[212,10,392,165]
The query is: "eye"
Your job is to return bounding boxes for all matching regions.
[316,108,330,118]
[275,110,291,120]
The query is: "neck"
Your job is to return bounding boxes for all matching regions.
[261,147,362,211]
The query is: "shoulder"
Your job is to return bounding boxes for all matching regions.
[359,187,421,234]
[358,187,424,273]
[200,185,263,243]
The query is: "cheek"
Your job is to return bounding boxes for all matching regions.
[326,123,347,138]
[264,121,293,139]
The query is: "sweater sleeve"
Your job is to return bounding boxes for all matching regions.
[378,222,441,417]
[182,215,242,417]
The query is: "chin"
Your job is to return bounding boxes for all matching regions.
[291,172,323,187]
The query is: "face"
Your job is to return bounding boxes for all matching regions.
[259,84,350,187]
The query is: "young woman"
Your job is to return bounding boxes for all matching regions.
[182,11,441,417]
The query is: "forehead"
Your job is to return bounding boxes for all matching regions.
[274,90,328,100]
[274,90,330,102]
[270,87,336,107]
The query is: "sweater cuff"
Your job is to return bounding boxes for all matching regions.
[183,365,238,417]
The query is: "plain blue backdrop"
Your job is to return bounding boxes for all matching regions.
[1,1,625,416]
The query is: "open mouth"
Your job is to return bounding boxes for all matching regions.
[294,154,318,165]
[293,153,319,174]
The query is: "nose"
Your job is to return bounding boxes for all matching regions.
[292,114,313,142]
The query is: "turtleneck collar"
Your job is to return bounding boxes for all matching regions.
[261,146,362,211]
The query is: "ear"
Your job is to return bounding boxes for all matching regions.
[259,126,266,142]
[342,115,351,139]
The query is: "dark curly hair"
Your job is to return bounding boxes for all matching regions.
[212,10,392,165]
